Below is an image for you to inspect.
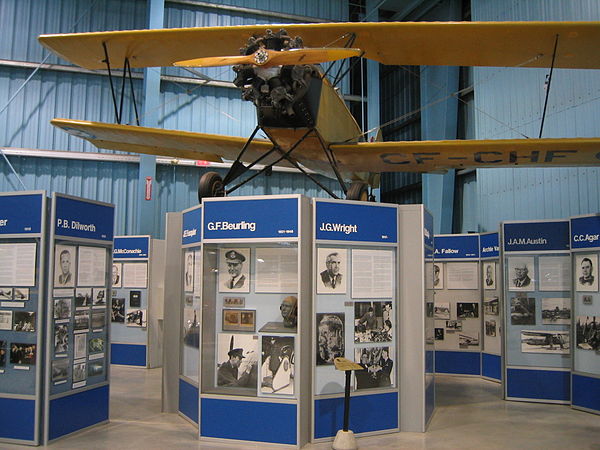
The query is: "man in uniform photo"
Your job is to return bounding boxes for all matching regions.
[224,250,246,289]
[217,347,256,387]
[579,257,595,286]
[57,249,73,287]
[320,252,343,289]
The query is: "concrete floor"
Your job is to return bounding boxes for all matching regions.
[9,367,600,449]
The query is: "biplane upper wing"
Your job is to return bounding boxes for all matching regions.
[51,119,600,174]
[39,21,600,70]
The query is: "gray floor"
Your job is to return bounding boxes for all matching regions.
[10,367,600,449]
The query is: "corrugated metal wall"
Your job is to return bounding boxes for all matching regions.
[0,0,347,238]
[472,0,600,231]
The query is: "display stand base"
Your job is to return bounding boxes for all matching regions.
[332,430,358,450]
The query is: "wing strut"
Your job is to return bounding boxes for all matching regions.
[539,34,559,138]
[101,42,140,126]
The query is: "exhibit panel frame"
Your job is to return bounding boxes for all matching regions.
[111,235,165,368]
[480,232,503,382]
[569,214,600,415]
[0,190,47,446]
[311,199,399,442]
[501,219,572,405]
[179,205,202,425]
[432,234,482,376]
[199,195,311,447]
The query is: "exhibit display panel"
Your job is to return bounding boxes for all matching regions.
[480,232,503,382]
[432,234,482,376]
[570,214,600,415]
[111,235,165,368]
[199,195,310,447]
[0,191,47,446]
[312,199,399,441]
[502,220,571,404]
[179,205,201,424]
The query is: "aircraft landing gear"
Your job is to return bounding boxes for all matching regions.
[346,181,369,201]
[198,171,225,203]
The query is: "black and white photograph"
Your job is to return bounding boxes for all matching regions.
[73,362,87,383]
[89,337,105,354]
[112,262,122,288]
[0,311,12,330]
[484,297,500,315]
[433,263,444,289]
[126,308,147,327]
[13,288,29,301]
[316,312,345,365]
[54,324,69,354]
[92,288,106,306]
[521,330,570,354]
[184,251,194,292]
[222,309,255,332]
[75,287,92,308]
[435,328,445,340]
[218,248,250,293]
[10,343,36,365]
[0,340,6,367]
[485,320,497,337]
[316,248,347,294]
[111,298,125,323]
[88,360,104,377]
[129,290,141,307]
[74,333,87,360]
[541,298,571,325]
[426,302,434,318]
[582,295,593,305]
[575,254,598,292]
[457,302,479,319]
[459,332,480,348]
[52,359,68,383]
[510,296,536,325]
[261,335,294,395]
[508,256,535,291]
[183,308,200,348]
[54,244,76,287]
[53,298,71,320]
[216,333,259,389]
[576,316,600,351]
[74,310,90,332]
[354,301,392,343]
[13,311,35,332]
[91,311,105,330]
[354,347,394,390]
[446,320,462,331]
[483,262,496,290]
[0,287,13,300]
[434,302,450,320]
[223,296,245,307]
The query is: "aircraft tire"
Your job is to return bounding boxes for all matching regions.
[346,181,369,201]
[198,171,225,202]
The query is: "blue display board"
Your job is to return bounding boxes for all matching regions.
[113,236,150,259]
[570,215,600,250]
[182,206,202,245]
[480,233,499,258]
[314,200,397,243]
[54,195,114,242]
[203,197,298,240]
[0,193,43,235]
[434,234,479,259]
[424,209,434,249]
[503,221,570,252]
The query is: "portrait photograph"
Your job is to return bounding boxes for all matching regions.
[507,256,535,291]
[216,333,259,390]
[75,287,92,308]
[111,298,125,323]
[219,248,250,293]
[261,335,295,395]
[52,359,68,383]
[13,288,29,301]
[576,316,600,351]
[0,287,13,300]
[485,320,497,337]
[126,308,147,327]
[354,346,394,390]
[510,296,536,325]
[457,302,479,319]
[74,310,90,332]
[10,343,36,365]
[541,298,571,325]
[54,324,69,354]
[54,244,76,288]
[183,250,194,293]
[435,328,445,340]
[521,330,569,354]
[316,248,347,294]
[575,254,598,292]
[316,312,345,365]
[483,262,496,290]
[459,332,480,349]
[73,362,87,383]
[112,262,122,288]
[53,298,71,320]
[13,311,35,332]
[433,263,444,289]
[88,360,104,377]
[222,309,256,332]
[354,301,392,343]
[434,302,450,320]
[0,311,12,330]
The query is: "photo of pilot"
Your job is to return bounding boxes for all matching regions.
[54,244,76,287]
[219,248,250,293]
[317,248,347,294]
[433,264,443,289]
[508,257,535,291]
[216,333,258,389]
[576,254,598,292]
[483,262,496,290]
[112,263,122,288]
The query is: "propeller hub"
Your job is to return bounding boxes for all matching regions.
[253,48,269,65]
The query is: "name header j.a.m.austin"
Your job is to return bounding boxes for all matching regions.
[319,222,358,235]
[507,237,548,246]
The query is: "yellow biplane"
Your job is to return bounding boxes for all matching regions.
[38,21,600,201]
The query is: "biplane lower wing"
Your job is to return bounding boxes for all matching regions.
[51,118,600,176]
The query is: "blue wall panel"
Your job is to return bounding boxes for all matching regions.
[506,368,570,402]
[435,350,481,375]
[482,353,502,381]
[572,374,600,413]
[0,398,35,441]
[111,343,147,366]
[178,378,199,424]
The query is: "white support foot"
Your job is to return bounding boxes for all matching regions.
[332,429,358,450]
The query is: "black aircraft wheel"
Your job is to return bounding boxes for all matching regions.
[198,171,225,203]
[346,181,369,201]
